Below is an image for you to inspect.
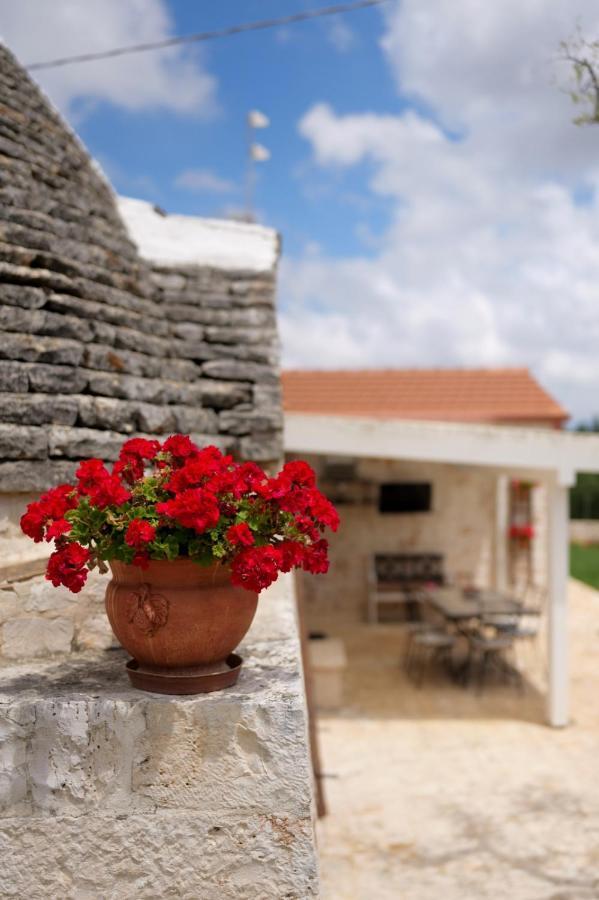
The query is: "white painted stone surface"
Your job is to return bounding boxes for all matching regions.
[0,574,319,898]
[1,616,74,658]
[118,196,279,273]
[0,569,114,663]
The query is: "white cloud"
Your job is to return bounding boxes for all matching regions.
[281,0,599,420]
[0,0,216,118]
[327,20,356,53]
[174,169,235,194]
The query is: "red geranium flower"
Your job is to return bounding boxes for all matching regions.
[125,519,156,548]
[114,437,160,483]
[305,489,340,532]
[76,459,131,508]
[231,546,282,593]
[166,446,229,493]
[301,539,330,574]
[277,540,306,573]
[226,522,254,548]
[281,460,316,488]
[20,484,78,543]
[162,434,200,460]
[46,543,90,593]
[20,433,338,595]
[157,488,220,533]
[132,550,150,569]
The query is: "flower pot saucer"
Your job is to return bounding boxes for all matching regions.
[125,653,243,695]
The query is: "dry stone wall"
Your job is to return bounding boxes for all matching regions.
[0,44,282,497]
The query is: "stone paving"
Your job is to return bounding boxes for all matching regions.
[316,579,599,899]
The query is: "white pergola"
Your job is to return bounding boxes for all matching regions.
[285,412,599,728]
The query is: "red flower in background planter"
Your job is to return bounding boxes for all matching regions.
[509,523,535,540]
[20,435,339,694]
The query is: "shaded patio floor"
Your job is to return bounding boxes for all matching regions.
[315,579,599,899]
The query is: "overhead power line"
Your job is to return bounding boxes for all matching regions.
[26,0,390,72]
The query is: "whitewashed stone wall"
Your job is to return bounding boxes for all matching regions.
[0,569,114,664]
[0,574,319,899]
[300,455,548,627]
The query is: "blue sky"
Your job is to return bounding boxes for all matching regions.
[5,0,599,420]
[78,1,397,259]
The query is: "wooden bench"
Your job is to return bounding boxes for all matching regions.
[367,553,445,624]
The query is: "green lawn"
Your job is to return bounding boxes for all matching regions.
[570,542,599,590]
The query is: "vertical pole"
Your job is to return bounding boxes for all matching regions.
[495,474,508,591]
[547,478,569,727]
[245,118,255,222]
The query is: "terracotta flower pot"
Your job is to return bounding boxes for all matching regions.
[105,558,258,694]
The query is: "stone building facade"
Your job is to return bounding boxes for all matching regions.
[0,44,282,503]
[0,45,318,898]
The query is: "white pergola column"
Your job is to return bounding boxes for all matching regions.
[494,474,509,592]
[547,477,570,728]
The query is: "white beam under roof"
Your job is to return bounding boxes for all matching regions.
[285,413,599,486]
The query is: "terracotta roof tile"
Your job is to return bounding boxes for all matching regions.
[282,368,568,426]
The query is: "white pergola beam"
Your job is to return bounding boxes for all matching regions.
[285,414,599,485]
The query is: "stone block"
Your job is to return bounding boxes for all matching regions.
[0,361,28,392]
[0,460,77,492]
[0,283,46,309]
[75,614,117,651]
[83,343,163,379]
[77,396,136,433]
[1,617,74,658]
[238,432,283,462]
[198,379,252,410]
[171,406,218,434]
[48,425,127,461]
[24,363,88,394]
[188,433,237,454]
[12,578,77,613]
[173,340,220,361]
[219,410,283,436]
[0,576,318,898]
[86,371,170,404]
[0,394,78,426]
[169,321,205,341]
[0,588,18,623]
[204,325,272,345]
[0,306,94,343]
[0,332,84,367]
[113,326,171,358]
[152,270,187,291]
[253,383,283,411]
[202,359,279,384]
[135,403,177,434]
[0,425,47,459]
[206,342,280,365]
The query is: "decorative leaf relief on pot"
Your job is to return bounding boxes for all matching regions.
[126,584,169,636]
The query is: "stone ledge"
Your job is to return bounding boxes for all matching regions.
[0,574,318,898]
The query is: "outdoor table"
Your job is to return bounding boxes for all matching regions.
[425,587,534,622]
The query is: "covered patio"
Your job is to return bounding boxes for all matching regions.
[285,412,599,727]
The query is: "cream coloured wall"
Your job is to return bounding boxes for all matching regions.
[301,455,547,628]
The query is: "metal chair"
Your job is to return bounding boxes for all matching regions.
[467,631,520,693]
[406,627,456,688]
